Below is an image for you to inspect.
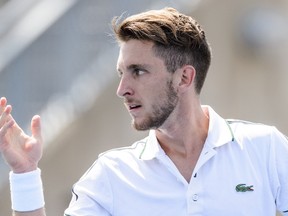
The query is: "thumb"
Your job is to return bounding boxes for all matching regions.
[31,115,42,141]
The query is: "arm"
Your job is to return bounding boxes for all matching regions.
[0,97,46,216]
[13,209,46,216]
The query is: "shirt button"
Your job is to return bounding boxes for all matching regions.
[192,194,199,201]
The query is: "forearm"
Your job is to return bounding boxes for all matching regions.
[13,208,46,216]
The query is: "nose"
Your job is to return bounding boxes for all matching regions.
[116,74,133,98]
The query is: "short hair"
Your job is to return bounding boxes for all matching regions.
[112,7,212,94]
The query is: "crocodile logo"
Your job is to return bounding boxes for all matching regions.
[235,184,254,192]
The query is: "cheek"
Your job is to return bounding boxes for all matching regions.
[149,85,168,103]
[140,75,172,102]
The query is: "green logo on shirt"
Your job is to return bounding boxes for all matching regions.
[235,184,254,192]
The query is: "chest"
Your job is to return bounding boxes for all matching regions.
[110,146,276,216]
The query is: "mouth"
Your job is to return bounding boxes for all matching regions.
[128,104,141,111]
[124,98,142,114]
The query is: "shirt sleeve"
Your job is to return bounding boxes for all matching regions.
[64,159,113,216]
[270,127,288,215]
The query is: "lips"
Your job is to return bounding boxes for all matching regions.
[124,99,142,114]
[129,104,141,110]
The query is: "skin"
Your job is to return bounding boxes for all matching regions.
[0,39,209,216]
[0,97,45,216]
[117,40,179,131]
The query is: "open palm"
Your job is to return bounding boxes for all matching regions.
[0,97,43,173]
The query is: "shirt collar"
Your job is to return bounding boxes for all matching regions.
[139,130,164,160]
[139,106,234,160]
[203,105,234,148]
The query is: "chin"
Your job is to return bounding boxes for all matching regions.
[132,119,161,131]
[132,120,149,131]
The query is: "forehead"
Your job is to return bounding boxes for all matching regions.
[117,40,158,70]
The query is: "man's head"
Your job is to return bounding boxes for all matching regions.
[112,7,211,94]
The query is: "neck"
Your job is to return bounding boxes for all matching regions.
[155,104,209,157]
[155,104,209,182]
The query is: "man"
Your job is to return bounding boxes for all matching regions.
[0,7,288,216]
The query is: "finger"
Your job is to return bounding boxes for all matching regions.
[0,119,15,144]
[0,97,7,114]
[0,97,7,105]
[0,105,12,127]
[31,115,42,141]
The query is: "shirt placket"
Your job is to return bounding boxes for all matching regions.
[187,147,217,215]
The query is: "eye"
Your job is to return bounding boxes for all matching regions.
[117,70,123,78]
[133,68,146,76]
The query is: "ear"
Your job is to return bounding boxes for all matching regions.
[178,65,196,89]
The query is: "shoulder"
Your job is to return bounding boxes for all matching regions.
[226,119,288,150]
[98,136,149,161]
[79,136,149,179]
[227,119,280,137]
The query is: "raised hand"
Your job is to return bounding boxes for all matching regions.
[0,97,43,174]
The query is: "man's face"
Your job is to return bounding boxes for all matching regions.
[116,40,178,130]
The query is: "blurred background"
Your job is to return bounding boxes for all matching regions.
[0,0,287,215]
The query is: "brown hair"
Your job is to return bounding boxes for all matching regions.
[112,7,211,94]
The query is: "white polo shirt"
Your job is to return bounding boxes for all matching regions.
[64,106,288,216]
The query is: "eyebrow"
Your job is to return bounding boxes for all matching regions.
[117,63,150,74]
[128,64,150,71]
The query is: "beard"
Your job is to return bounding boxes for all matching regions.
[133,79,178,131]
